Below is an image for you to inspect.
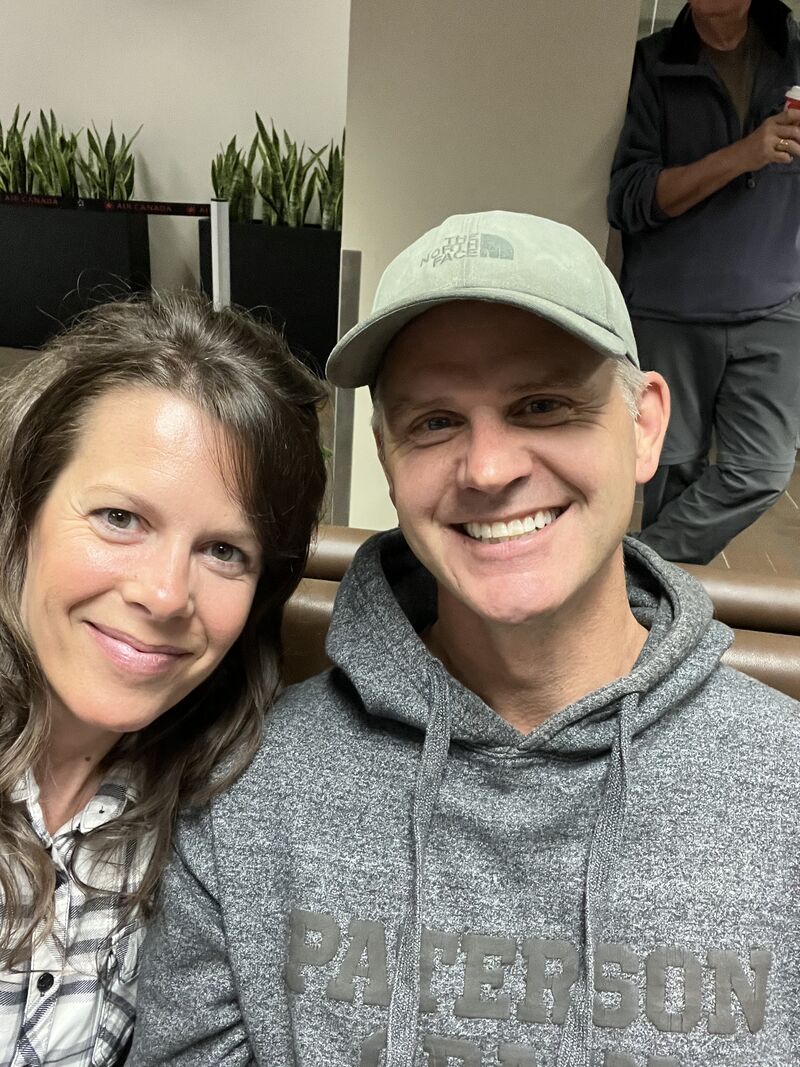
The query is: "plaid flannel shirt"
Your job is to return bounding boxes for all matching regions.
[1,764,148,1067]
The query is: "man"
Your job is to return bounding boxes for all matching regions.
[609,0,800,564]
[129,212,800,1067]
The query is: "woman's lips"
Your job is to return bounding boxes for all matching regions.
[85,622,189,676]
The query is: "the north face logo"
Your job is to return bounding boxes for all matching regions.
[420,233,514,267]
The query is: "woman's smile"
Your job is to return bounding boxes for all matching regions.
[84,620,192,677]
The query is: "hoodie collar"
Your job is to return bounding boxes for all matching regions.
[325,529,732,755]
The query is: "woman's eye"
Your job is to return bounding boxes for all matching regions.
[207,542,245,565]
[98,508,136,530]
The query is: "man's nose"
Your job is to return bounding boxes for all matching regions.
[119,545,195,621]
[457,417,532,494]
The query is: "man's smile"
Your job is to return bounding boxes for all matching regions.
[460,506,565,543]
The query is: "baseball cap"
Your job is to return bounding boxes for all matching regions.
[325,210,638,388]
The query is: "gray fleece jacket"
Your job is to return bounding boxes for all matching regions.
[130,532,800,1067]
[608,0,800,322]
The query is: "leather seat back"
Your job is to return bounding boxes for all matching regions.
[281,527,800,699]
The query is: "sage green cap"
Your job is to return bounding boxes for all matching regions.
[325,210,638,387]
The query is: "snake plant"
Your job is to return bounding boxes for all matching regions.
[316,132,344,231]
[1,110,141,200]
[27,110,80,198]
[211,135,257,223]
[0,106,32,194]
[255,113,320,227]
[78,121,141,200]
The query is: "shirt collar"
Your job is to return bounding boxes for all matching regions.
[78,761,137,833]
[12,761,138,838]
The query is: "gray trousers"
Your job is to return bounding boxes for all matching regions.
[633,301,800,565]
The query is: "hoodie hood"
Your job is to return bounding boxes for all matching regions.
[326,528,732,755]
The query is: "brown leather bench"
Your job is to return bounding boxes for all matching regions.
[282,526,800,700]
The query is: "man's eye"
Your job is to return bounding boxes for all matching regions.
[422,415,452,432]
[521,398,563,415]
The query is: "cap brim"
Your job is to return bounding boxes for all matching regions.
[325,288,632,388]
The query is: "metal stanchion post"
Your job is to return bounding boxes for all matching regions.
[210,199,231,310]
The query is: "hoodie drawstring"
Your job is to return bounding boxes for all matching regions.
[555,691,638,1067]
[384,682,638,1067]
[385,669,452,1067]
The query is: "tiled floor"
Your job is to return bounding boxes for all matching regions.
[630,462,800,578]
[706,463,800,578]
[2,344,798,576]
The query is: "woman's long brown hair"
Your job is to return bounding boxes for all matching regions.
[0,292,327,965]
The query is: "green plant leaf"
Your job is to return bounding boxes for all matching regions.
[78,118,139,200]
[105,123,116,167]
[86,125,104,165]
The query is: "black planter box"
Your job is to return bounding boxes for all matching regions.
[0,204,151,348]
[199,221,341,376]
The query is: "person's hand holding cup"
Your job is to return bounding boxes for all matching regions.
[774,85,800,162]
[738,92,800,170]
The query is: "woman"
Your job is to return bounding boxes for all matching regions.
[0,292,327,1065]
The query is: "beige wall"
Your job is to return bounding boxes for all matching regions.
[341,0,642,530]
[0,0,350,289]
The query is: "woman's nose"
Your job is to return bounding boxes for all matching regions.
[118,547,194,620]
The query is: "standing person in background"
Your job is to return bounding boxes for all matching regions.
[0,293,326,1066]
[609,0,800,564]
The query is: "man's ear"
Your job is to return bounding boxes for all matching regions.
[634,372,670,485]
[372,426,395,505]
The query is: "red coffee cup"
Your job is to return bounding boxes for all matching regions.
[786,85,800,110]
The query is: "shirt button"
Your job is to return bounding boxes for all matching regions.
[36,972,55,994]
[746,176,756,188]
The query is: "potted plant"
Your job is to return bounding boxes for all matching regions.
[0,108,150,348]
[199,116,343,376]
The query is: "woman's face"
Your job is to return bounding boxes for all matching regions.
[20,385,262,740]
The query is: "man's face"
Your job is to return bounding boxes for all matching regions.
[375,302,663,629]
[688,0,750,20]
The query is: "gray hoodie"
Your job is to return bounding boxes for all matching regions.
[130,531,800,1067]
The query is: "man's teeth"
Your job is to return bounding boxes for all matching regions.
[463,509,562,542]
